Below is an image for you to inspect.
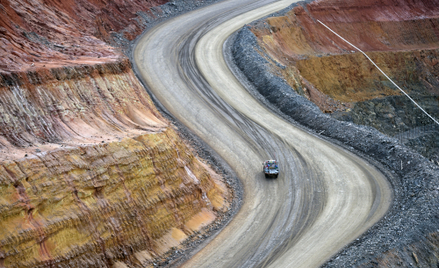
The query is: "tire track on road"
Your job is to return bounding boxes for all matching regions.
[133,0,392,267]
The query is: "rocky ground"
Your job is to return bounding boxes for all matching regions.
[231,1,439,265]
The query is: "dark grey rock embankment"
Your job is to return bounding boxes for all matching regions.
[334,95,439,163]
[232,25,439,267]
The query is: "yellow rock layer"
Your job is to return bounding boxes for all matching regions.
[0,60,230,267]
[0,127,229,268]
[296,50,439,103]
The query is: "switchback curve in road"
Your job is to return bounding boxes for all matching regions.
[133,0,393,267]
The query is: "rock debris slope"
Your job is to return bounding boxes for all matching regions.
[0,0,231,267]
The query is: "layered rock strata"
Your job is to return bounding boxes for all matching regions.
[0,61,230,267]
[0,60,165,155]
[248,0,439,162]
[0,0,219,73]
[232,3,439,266]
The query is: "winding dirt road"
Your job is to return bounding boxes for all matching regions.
[133,0,393,267]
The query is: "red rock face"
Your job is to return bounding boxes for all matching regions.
[307,0,439,22]
[302,0,439,52]
[252,0,439,61]
[0,0,168,73]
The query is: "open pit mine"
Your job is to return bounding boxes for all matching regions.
[1,0,439,267]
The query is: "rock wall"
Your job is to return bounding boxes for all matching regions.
[0,0,218,73]
[0,61,230,267]
[0,128,228,268]
[251,0,439,59]
[0,60,165,153]
[248,0,439,162]
[295,50,439,103]
[232,23,439,268]
[292,50,439,138]
[0,0,160,72]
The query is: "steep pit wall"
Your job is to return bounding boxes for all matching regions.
[0,62,230,267]
[296,50,439,135]
[252,0,439,59]
[233,13,439,268]
[0,60,167,160]
[0,0,237,267]
[248,0,439,161]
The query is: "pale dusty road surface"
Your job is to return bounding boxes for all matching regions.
[133,0,393,267]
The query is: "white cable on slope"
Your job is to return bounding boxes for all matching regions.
[317,19,439,126]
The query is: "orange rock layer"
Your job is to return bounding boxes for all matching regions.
[250,0,439,113]
[0,62,230,267]
[295,49,439,103]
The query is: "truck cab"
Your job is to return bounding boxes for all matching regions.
[263,160,279,178]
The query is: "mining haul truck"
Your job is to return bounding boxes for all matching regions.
[263,160,279,178]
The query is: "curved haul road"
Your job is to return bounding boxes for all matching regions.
[134,0,393,267]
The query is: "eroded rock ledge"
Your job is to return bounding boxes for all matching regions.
[232,0,439,266]
[0,60,165,156]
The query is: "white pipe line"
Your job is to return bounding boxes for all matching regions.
[317,19,439,126]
